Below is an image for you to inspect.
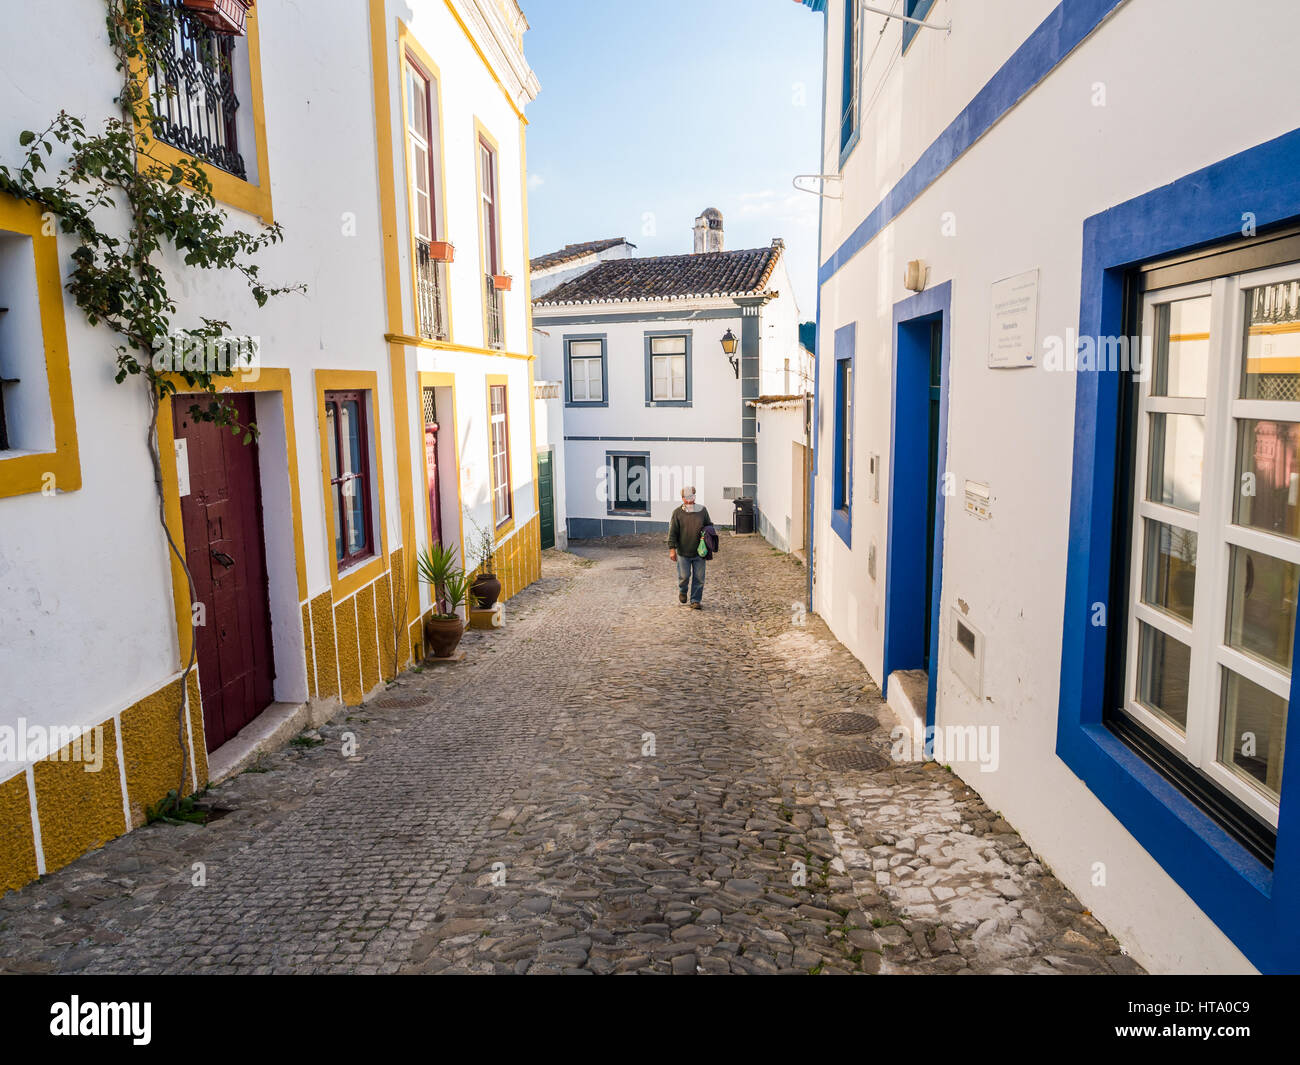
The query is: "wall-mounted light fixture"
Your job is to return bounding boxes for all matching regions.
[721,328,739,378]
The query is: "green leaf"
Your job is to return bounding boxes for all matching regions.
[19,130,35,147]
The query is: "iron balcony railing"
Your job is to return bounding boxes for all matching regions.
[415,239,447,340]
[146,0,247,179]
[484,273,504,349]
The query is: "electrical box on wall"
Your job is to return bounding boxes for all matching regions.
[867,540,876,580]
[869,453,880,502]
[950,608,985,698]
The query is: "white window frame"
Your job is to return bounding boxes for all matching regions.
[1124,264,1300,826]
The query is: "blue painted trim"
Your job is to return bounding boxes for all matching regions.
[837,0,860,164]
[800,0,826,12]
[644,329,693,408]
[882,281,951,731]
[565,435,744,444]
[830,323,855,547]
[819,0,1128,286]
[1058,127,1300,974]
[605,449,652,517]
[568,516,670,539]
[902,0,935,53]
[563,333,608,408]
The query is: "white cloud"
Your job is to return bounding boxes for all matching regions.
[528,173,546,190]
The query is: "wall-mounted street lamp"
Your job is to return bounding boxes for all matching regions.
[721,328,739,378]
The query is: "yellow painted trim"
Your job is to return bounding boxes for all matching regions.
[384,333,532,361]
[0,193,82,499]
[418,370,466,567]
[1246,357,1300,373]
[474,115,506,352]
[485,372,515,535]
[367,5,420,641]
[1248,321,1300,336]
[398,20,455,345]
[130,7,274,224]
[158,369,308,671]
[438,0,528,124]
[369,0,404,334]
[314,369,391,602]
[519,120,540,516]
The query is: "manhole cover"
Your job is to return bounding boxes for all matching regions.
[815,749,891,772]
[818,712,879,734]
[372,694,431,709]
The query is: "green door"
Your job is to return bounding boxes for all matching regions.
[538,449,555,549]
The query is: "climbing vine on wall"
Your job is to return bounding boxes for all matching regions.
[0,0,303,814]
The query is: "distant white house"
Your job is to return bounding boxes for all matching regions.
[531,209,804,539]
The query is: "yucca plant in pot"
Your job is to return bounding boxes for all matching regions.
[468,520,502,609]
[417,542,469,658]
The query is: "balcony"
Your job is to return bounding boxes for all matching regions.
[415,239,447,341]
[146,0,247,179]
[484,274,504,350]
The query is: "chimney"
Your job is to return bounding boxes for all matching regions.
[693,207,724,254]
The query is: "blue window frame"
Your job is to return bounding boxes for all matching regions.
[902,0,935,53]
[606,450,651,515]
[839,0,861,163]
[643,330,692,408]
[831,322,855,546]
[1059,127,1300,973]
[563,333,608,408]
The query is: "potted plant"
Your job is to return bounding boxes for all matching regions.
[182,0,254,35]
[417,542,469,658]
[491,272,513,291]
[468,521,502,609]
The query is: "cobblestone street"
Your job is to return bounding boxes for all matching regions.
[0,536,1140,975]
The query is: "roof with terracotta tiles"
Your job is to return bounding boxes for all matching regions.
[533,244,783,306]
[529,238,633,273]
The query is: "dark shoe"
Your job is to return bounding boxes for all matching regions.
[679,592,688,603]
[689,602,702,610]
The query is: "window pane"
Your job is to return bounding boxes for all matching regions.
[325,404,339,480]
[1151,297,1210,398]
[1218,669,1287,800]
[491,384,506,416]
[1241,278,1300,401]
[1234,419,1300,538]
[332,483,345,561]
[341,400,363,476]
[1142,519,1197,624]
[569,340,601,359]
[1147,412,1204,513]
[588,362,602,402]
[345,478,366,555]
[1225,545,1299,671]
[1136,622,1190,733]
[650,335,686,355]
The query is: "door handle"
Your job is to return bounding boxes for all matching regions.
[212,550,236,569]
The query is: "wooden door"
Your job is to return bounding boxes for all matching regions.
[173,394,276,752]
[538,449,555,550]
[422,386,443,546]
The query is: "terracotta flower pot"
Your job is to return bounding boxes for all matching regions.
[182,0,253,35]
[424,614,465,659]
[427,240,455,263]
[471,573,501,609]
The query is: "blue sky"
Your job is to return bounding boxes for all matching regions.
[522,0,825,317]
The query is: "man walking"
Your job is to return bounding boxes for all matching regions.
[667,486,713,609]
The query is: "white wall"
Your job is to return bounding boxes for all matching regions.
[755,404,806,552]
[809,0,1297,973]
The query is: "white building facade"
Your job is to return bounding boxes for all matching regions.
[802,0,1300,973]
[532,212,803,539]
[0,0,542,893]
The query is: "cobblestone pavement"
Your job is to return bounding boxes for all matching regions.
[0,535,1141,974]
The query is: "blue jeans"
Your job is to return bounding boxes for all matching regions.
[676,555,706,603]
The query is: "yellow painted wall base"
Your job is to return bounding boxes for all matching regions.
[0,672,207,893]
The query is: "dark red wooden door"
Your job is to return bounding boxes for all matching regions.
[174,394,276,752]
[422,386,443,546]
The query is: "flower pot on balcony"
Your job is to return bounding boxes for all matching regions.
[426,240,455,263]
[182,0,253,35]
[471,573,501,609]
[424,614,465,659]
[491,273,513,292]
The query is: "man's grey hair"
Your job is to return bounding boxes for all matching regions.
[681,486,696,501]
